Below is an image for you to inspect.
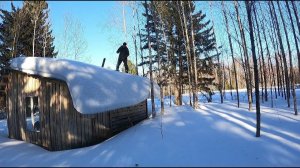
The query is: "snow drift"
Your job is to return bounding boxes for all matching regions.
[9,57,160,114]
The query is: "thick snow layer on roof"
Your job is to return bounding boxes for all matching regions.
[9,57,160,114]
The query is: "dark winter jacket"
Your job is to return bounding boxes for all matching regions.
[116,45,129,59]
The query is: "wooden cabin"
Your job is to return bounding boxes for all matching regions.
[7,57,152,151]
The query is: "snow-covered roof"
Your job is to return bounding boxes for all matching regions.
[9,57,159,114]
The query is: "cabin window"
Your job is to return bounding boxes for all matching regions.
[25,96,40,132]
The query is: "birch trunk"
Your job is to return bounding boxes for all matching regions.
[145,0,155,117]
[270,1,290,107]
[278,1,297,115]
[245,1,260,137]
[234,1,252,111]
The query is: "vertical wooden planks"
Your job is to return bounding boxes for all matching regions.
[57,82,62,150]
[7,73,12,139]
[46,81,52,150]
[54,82,59,150]
[59,83,65,150]
[12,72,18,139]
[19,73,25,141]
[81,114,85,147]
[51,81,56,150]
[67,88,73,148]
[52,81,58,150]
[12,72,16,139]
[9,72,14,139]
[40,80,45,148]
[7,71,148,151]
[68,92,75,148]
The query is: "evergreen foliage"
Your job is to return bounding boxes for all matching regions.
[0,1,56,70]
[140,1,218,97]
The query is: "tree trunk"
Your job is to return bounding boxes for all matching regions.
[151,2,164,114]
[169,85,172,107]
[222,62,226,100]
[211,2,224,104]
[122,2,127,42]
[255,28,264,103]
[222,1,240,107]
[234,1,252,111]
[217,48,224,103]
[270,1,290,107]
[245,0,260,137]
[175,35,183,106]
[275,55,281,98]
[259,1,277,101]
[32,19,37,57]
[160,87,164,114]
[228,64,233,100]
[253,4,267,102]
[133,7,138,75]
[258,53,264,104]
[177,1,193,107]
[279,53,286,99]
[230,13,249,104]
[181,1,196,108]
[136,9,145,76]
[188,1,199,108]
[291,1,300,75]
[158,11,171,113]
[263,15,283,99]
[269,24,281,98]
[287,0,300,113]
[145,0,155,117]
[268,57,274,108]
[278,1,297,115]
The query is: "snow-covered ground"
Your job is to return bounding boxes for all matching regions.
[0,89,300,166]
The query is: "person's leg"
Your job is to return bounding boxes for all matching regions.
[123,57,129,73]
[116,57,122,71]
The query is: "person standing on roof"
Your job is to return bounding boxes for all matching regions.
[116,42,129,73]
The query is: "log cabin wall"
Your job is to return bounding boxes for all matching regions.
[7,70,148,151]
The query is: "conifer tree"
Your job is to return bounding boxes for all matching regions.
[0,3,24,68]
[140,1,218,106]
[22,1,57,57]
[0,0,56,68]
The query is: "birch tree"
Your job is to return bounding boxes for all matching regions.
[234,1,252,111]
[286,1,300,108]
[277,1,297,115]
[222,1,240,107]
[245,1,260,137]
[144,0,156,117]
[269,1,290,107]
[24,1,45,57]
[59,14,87,61]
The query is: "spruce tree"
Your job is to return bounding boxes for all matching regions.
[0,3,24,68]
[140,1,218,104]
[190,5,218,97]
[22,1,57,57]
[0,1,56,70]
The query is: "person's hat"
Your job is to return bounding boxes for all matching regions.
[123,42,127,45]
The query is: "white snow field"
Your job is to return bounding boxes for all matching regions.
[0,90,300,167]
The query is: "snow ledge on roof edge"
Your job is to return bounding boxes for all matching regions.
[9,57,160,114]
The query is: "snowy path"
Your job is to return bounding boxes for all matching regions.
[0,98,300,166]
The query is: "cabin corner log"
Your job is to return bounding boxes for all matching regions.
[7,70,148,151]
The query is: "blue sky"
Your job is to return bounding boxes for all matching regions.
[48,1,133,69]
[1,1,298,70]
[2,1,136,69]
[0,1,234,69]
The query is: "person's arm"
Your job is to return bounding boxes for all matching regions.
[126,48,129,56]
[116,46,121,53]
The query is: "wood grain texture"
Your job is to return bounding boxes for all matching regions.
[7,70,148,151]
